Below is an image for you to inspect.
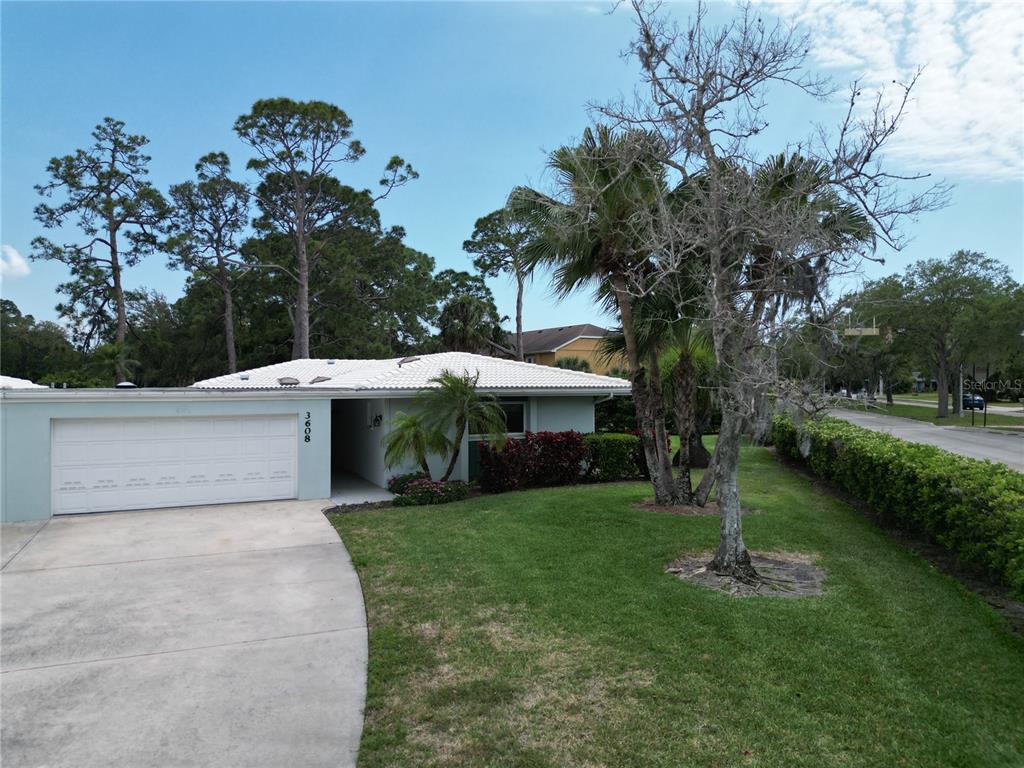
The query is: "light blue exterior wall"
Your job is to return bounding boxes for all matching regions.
[0,397,331,523]
[0,391,603,522]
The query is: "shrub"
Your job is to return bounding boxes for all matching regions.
[772,414,1024,597]
[477,431,587,493]
[529,431,586,487]
[583,433,643,481]
[387,471,429,496]
[478,438,533,493]
[392,478,471,507]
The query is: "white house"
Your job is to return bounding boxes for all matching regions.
[0,353,629,522]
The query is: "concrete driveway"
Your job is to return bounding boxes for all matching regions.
[1,500,367,768]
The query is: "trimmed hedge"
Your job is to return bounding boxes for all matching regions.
[583,433,644,481]
[773,414,1024,597]
[392,478,471,507]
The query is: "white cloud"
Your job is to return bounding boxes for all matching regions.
[763,0,1024,181]
[0,245,31,279]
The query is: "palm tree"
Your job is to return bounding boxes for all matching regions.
[414,370,508,481]
[437,294,498,353]
[600,283,714,504]
[382,411,449,478]
[510,125,683,505]
[88,342,140,386]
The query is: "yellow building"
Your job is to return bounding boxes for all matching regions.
[514,324,626,375]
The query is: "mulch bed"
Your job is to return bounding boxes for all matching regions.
[667,551,826,597]
[634,499,757,516]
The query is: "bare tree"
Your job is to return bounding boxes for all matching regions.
[599,1,949,580]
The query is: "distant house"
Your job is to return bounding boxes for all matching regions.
[509,324,625,375]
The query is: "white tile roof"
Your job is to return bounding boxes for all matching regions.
[192,352,631,393]
[0,375,45,389]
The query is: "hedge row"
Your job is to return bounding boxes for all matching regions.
[478,431,646,493]
[773,414,1024,597]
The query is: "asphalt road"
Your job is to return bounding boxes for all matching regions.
[890,398,1024,417]
[829,409,1024,472]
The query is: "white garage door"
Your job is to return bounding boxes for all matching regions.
[51,415,298,514]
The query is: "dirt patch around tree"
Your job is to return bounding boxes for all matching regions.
[667,551,826,597]
[634,499,757,516]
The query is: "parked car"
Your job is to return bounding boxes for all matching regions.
[962,393,986,410]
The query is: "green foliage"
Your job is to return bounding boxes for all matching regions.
[595,395,637,432]
[0,300,82,383]
[582,433,643,481]
[383,412,449,477]
[509,124,666,300]
[234,98,417,357]
[773,414,1024,596]
[391,478,471,507]
[434,269,507,353]
[554,356,591,372]
[32,116,170,348]
[411,371,509,482]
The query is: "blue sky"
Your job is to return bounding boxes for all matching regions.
[2,1,1021,333]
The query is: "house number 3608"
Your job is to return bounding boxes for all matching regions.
[304,412,312,443]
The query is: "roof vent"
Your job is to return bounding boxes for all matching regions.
[397,356,420,367]
[309,376,331,384]
[327,359,336,365]
[277,377,300,386]
[115,381,137,389]
[239,373,250,381]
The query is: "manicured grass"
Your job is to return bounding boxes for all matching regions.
[843,401,1023,428]
[331,447,1024,768]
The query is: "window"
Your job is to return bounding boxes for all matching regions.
[500,401,526,434]
[526,355,536,364]
[471,399,526,436]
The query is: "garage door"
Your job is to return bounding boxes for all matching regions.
[51,416,298,514]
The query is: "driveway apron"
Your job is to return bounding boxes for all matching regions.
[1,500,367,768]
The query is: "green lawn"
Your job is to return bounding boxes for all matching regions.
[331,446,1024,768]
[843,401,1023,428]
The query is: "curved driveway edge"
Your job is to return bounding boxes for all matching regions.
[1,499,367,768]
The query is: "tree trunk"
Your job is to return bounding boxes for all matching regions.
[611,274,679,505]
[109,226,127,382]
[440,418,466,482]
[936,354,949,418]
[515,276,525,362]
[222,282,238,374]
[953,362,963,417]
[294,239,310,359]
[693,448,716,507]
[672,352,697,501]
[709,405,756,580]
